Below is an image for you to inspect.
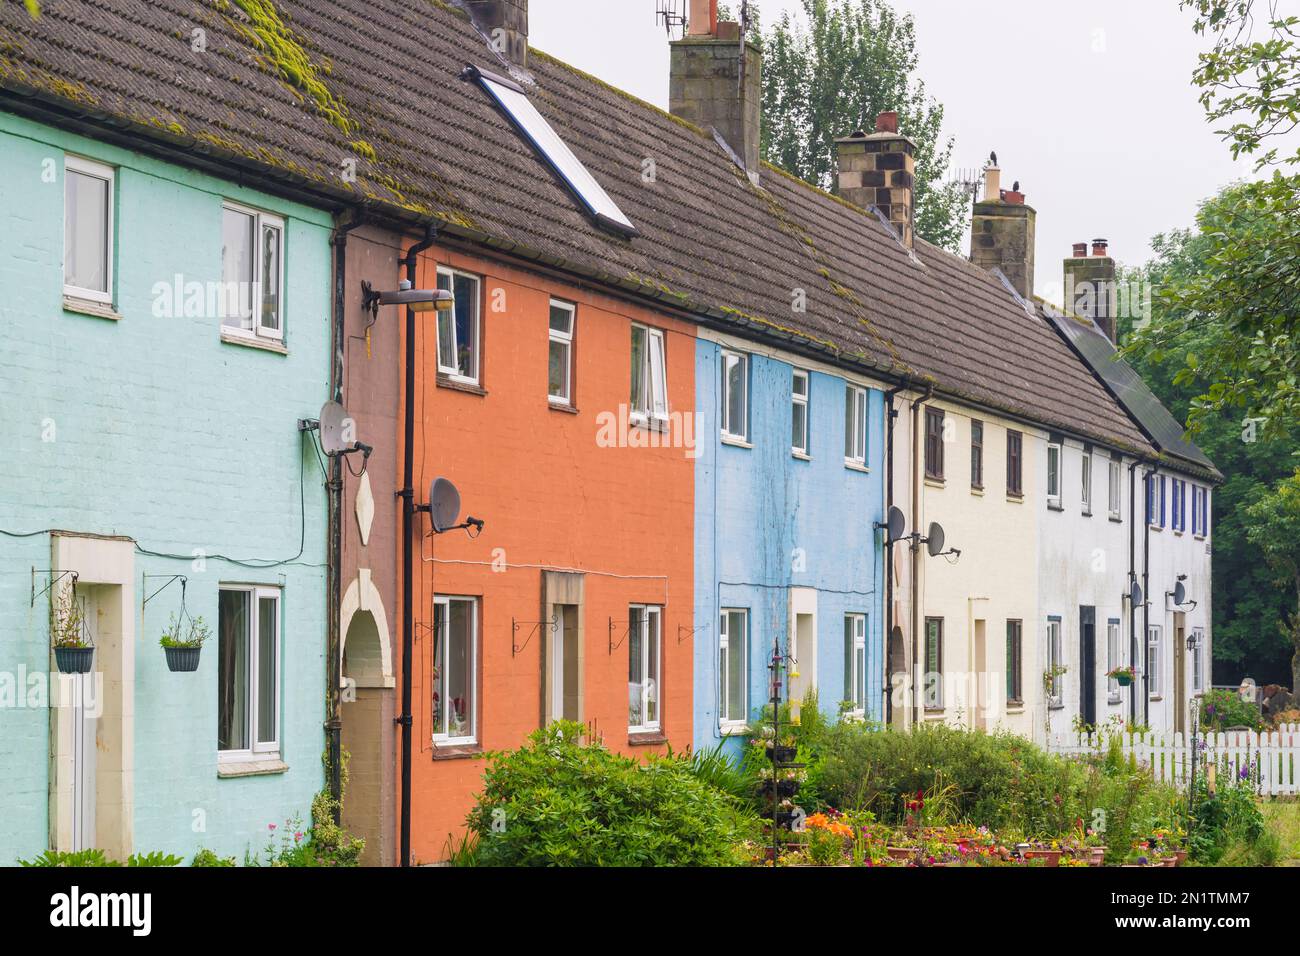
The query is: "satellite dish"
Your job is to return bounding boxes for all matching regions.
[319,401,355,456]
[429,477,462,533]
[885,506,906,542]
[1173,581,1187,606]
[926,522,946,557]
[1130,579,1144,607]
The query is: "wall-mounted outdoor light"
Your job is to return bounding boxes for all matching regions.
[360,278,455,319]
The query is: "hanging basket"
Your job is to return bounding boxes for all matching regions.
[163,645,202,673]
[767,745,797,764]
[1115,673,1134,687]
[54,646,94,675]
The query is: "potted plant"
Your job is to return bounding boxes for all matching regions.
[1107,665,1136,687]
[159,614,210,672]
[51,585,93,674]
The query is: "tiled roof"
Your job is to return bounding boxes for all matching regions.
[0,0,1170,456]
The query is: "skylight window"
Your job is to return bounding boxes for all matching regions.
[465,65,637,237]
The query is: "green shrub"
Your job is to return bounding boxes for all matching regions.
[20,848,182,867]
[191,848,236,867]
[1189,773,1274,865]
[1200,689,1264,732]
[462,721,758,866]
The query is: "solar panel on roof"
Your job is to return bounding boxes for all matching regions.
[1048,309,1216,472]
[466,65,638,238]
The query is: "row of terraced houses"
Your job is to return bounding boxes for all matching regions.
[0,0,1217,865]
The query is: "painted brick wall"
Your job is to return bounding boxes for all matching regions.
[0,112,331,863]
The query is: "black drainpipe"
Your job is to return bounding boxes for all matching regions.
[398,224,440,868]
[327,210,363,823]
[882,381,906,726]
[1142,464,1157,728]
[910,384,933,727]
[1127,458,1138,726]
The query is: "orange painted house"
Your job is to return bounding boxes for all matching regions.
[398,244,697,862]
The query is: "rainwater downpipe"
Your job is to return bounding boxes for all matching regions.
[910,385,933,727]
[1143,464,1158,729]
[398,224,440,868]
[1127,458,1139,726]
[882,381,906,725]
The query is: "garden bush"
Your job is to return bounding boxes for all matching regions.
[1188,772,1277,865]
[1200,689,1264,732]
[460,721,758,866]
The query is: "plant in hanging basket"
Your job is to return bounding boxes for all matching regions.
[159,614,210,672]
[50,584,93,674]
[766,744,797,764]
[1106,665,1135,687]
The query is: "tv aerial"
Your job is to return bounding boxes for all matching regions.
[656,0,687,38]
[418,477,484,537]
[302,401,372,461]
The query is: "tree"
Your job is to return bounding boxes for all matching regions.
[731,0,968,251]
[1119,183,1300,686]
[1245,471,1300,693]
[1127,2,1300,436]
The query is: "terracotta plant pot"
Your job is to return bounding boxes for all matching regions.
[54,646,94,675]
[1023,849,1061,867]
[1089,847,1107,866]
[1173,850,1187,865]
[886,846,920,862]
[163,645,202,673]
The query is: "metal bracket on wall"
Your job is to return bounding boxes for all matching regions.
[678,623,708,645]
[607,618,633,655]
[141,573,187,611]
[512,615,558,657]
[31,568,77,608]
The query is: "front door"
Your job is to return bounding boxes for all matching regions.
[72,589,99,852]
[1080,606,1096,728]
[1174,613,1186,733]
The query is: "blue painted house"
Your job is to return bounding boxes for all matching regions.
[0,110,331,864]
[693,332,887,755]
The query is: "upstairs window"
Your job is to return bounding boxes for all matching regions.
[1171,479,1185,532]
[1108,458,1122,520]
[1007,431,1023,496]
[1147,474,1167,529]
[1081,448,1093,515]
[630,324,668,425]
[844,384,868,467]
[436,267,481,384]
[970,420,984,489]
[221,202,284,340]
[791,370,810,456]
[721,351,749,442]
[924,407,945,480]
[548,300,575,405]
[64,156,114,304]
[1046,441,1063,508]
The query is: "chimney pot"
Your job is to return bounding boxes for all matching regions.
[687,0,718,36]
[1092,239,1109,257]
[875,111,899,134]
[982,165,1002,203]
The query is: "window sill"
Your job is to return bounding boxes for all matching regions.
[721,435,753,449]
[1082,509,1093,518]
[719,723,748,737]
[1006,699,1024,709]
[630,416,670,435]
[63,295,122,321]
[548,401,579,415]
[431,743,483,761]
[1109,514,1123,523]
[437,376,487,397]
[1048,702,1064,711]
[221,330,288,355]
[1173,530,1184,537]
[923,708,946,718]
[791,450,812,462]
[628,731,669,747]
[1047,501,1064,512]
[1149,695,1163,703]
[1006,493,1024,504]
[970,485,984,497]
[1108,694,1123,705]
[1194,534,1206,542]
[218,757,288,778]
[844,461,870,474]
[924,476,945,488]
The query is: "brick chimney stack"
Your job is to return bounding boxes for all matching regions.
[835,111,917,248]
[464,0,529,67]
[1064,238,1118,343]
[670,0,763,175]
[970,161,1036,299]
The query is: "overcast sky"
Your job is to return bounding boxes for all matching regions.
[531,0,1278,300]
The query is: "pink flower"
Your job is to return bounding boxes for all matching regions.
[268,823,277,831]
[295,831,304,843]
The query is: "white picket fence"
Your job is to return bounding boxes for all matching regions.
[1046,723,1300,797]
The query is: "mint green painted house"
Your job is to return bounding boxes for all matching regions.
[0,110,331,864]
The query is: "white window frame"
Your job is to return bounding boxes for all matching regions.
[1046,618,1063,708]
[435,266,482,385]
[63,155,115,305]
[1147,625,1162,699]
[1108,458,1122,520]
[845,613,867,717]
[548,299,575,405]
[1192,628,1204,692]
[719,608,749,731]
[924,617,943,710]
[791,369,810,457]
[221,200,285,341]
[844,384,867,468]
[1046,442,1063,508]
[630,323,668,426]
[217,585,282,763]
[720,350,750,442]
[433,595,478,745]
[1106,619,1121,702]
[1081,449,1093,515]
[628,604,662,734]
